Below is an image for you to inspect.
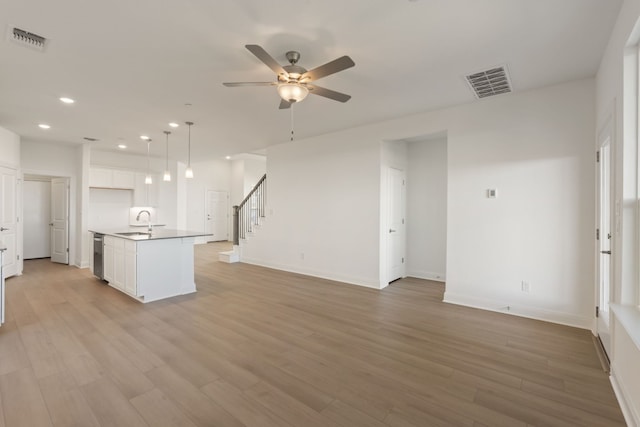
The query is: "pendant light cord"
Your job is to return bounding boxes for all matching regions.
[164,131,170,171]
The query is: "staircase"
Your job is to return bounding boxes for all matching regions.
[219,174,266,263]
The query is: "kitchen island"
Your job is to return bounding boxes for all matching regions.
[90,228,211,303]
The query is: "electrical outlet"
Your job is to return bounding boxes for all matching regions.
[521,281,530,293]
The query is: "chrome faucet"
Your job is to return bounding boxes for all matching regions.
[136,210,152,233]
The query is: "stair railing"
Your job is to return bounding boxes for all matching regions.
[233,174,266,245]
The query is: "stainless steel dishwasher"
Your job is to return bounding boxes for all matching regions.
[93,233,105,280]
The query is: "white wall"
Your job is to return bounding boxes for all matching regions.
[243,156,267,195]
[242,78,596,328]
[444,81,595,328]
[230,159,244,206]
[406,138,447,281]
[88,188,132,229]
[596,0,640,424]
[0,126,20,168]
[242,134,382,287]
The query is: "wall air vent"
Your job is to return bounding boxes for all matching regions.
[465,66,512,99]
[7,26,48,51]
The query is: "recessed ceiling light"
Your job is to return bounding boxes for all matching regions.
[38,123,50,129]
[140,135,150,141]
[59,97,75,104]
[169,122,179,128]
[225,156,231,160]
[118,144,127,149]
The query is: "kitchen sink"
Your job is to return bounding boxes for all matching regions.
[115,232,151,236]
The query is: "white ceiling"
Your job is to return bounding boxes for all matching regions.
[0,0,622,161]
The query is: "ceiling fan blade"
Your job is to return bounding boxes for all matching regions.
[279,99,292,109]
[302,56,355,82]
[307,84,351,103]
[223,82,276,87]
[245,44,287,77]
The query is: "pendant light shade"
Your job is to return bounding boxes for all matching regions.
[163,130,171,182]
[185,121,194,179]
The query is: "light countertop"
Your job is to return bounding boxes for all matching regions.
[90,228,211,241]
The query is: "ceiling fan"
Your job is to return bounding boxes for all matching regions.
[223,44,355,109]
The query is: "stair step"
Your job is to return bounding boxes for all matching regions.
[218,250,240,263]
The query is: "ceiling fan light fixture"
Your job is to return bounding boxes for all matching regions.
[277,83,309,103]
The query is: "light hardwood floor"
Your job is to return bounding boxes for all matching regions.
[0,242,625,426]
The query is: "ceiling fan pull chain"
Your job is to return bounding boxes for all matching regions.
[290,103,295,141]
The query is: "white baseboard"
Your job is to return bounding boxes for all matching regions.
[407,270,446,282]
[443,291,591,329]
[610,366,639,427]
[240,256,381,289]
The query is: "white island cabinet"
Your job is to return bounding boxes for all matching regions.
[95,229,210,303]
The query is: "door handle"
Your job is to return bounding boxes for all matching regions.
[601,250,611,255]
[0,227,8,231]
[389,229,396,233]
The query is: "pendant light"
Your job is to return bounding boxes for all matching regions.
[145,140,153,184]
[163,131,171,182]
[185,121,194,179]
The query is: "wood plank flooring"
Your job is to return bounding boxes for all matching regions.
[0,242,625,426]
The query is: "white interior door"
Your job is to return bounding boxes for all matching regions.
[24,180,51,259]
[205,190,229,242]
[51,178,69,264]
[388,167,406,283]
[596,131,612,358]
[0,167,17,277]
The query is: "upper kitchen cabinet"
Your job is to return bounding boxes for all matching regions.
[90,167,135,189]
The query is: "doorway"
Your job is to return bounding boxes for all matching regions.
[387,167,406,283]
[382,136,448,288]
[205,190,229,242]
[23,175,70,264]
[596,122,613,358]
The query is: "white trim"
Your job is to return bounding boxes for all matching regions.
[443,291,591,329]
[240,255,382,290]
[610,366,639,427]
[611,303,640,350]
[407,270,446,282]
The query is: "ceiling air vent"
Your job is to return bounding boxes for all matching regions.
[8,26,48,51]
[465,66,512,99]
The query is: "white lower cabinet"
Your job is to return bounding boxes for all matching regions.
[100,234,197,303]
[124,241,137,295]
[104,236,137,297]
[103,236,115,283]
